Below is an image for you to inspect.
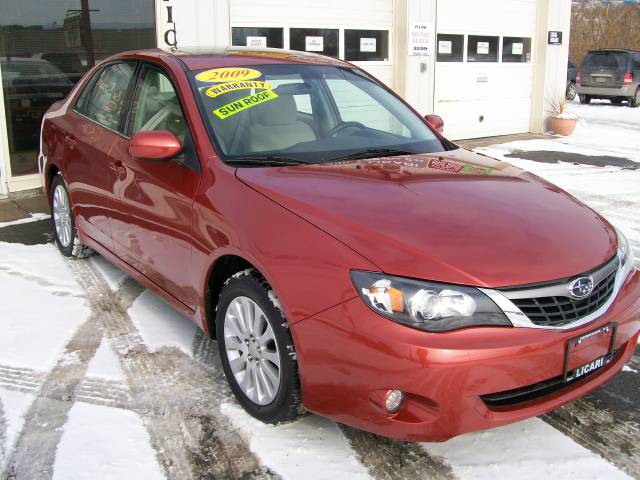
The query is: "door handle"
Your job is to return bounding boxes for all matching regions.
[64,135,77,149]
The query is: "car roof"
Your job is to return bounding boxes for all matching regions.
[110,46,351,71]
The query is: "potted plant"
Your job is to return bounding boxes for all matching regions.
[548,96,578,136]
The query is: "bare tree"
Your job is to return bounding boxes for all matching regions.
[570,1,640,63]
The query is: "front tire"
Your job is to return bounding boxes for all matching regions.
[50,174,93,258]
[216,270,302,424]
[566,82,576,101]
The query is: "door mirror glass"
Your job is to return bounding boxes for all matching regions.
[129,130,182,160]
[425,114,444,134]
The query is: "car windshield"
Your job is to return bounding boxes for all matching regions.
[190,64,454,165]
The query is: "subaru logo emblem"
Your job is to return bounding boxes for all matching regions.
[568,276,594,299]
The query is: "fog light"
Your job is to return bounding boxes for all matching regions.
[385,389,404,413]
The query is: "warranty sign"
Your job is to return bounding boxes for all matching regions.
[214,89,279,119]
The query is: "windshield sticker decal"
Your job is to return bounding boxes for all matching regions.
[195,67,262,83]
[213,89,279,119]
[462,164,493,175]
[205,81,271,99]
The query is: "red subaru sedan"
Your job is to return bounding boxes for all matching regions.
[41,47,639,441]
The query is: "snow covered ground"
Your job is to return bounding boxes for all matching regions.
[0,99,639,480]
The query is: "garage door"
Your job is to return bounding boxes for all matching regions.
[434,0,537,140]
[229,0,394,87]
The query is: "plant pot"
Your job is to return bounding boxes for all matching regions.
[549,116,577,136]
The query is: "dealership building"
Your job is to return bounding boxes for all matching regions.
[0,0,571,196]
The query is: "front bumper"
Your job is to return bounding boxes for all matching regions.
[577,85,636,97]
[291,268,640,441]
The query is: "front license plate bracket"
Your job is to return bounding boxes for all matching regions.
[563,322,617,383]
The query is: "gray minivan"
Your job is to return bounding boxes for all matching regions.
[577,49,640,107]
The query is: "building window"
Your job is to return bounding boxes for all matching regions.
[467,35,499,63]
[436,34,464,63]
[290,28,339,58]
[502,37,531,63]
[345,30,389,62]
[231,27,284,49]
[0,0,155,177]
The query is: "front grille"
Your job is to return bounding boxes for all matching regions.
[511,269,617,327]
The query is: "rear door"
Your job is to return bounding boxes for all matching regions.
[580,51,628,88]
[109,64,201,307]
[64,62,137,250]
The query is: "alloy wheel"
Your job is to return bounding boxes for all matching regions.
[53,184,73,248]
[224,296,281,405]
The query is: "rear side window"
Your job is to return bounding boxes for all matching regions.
[582,52,625,69]
[84,62,136,132]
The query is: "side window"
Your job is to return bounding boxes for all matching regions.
[75,69,101,114]
[326,78,410,137]
[84,63,136,132]
[129,66,188,143]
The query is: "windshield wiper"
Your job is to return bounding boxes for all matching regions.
[225,156,308,167]
[329,148,416,162]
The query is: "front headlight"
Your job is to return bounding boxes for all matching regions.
[351,271,512,332]
[616,228,635,281]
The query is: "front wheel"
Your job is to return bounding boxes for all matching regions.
[566,82,576,101]
[50,174,94,258]
[216,270,302,423]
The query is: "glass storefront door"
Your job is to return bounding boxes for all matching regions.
[0,0,155,179]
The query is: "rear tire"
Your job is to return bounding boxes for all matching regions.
[629,88,640,108]
[611,97,623,105]
[216,269,302,424]
[579,94,591,105]
[50,174,94,259]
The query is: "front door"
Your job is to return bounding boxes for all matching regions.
[110,64,200,307]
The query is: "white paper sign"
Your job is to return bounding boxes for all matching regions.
[305,36,324,52]
[512,42,523,55]
[477,42,490,55]
[409,22,433,56]
[360,37,377,53]
[438,40,452,55]
[246,36,267,48]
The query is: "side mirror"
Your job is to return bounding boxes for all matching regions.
[425,114,444,134]
[129,130,182,161]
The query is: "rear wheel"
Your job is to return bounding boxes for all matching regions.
[50,174,94,258]
[629,88,640,108]
[611,97,623,105]
[579,94,591,105]
[216,270,302,423]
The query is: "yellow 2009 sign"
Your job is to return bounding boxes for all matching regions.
[195,67,262,83]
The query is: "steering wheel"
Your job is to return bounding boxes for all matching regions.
[327,121,367,138]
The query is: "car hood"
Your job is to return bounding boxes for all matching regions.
[236,149,617,287]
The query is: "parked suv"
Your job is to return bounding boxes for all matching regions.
[577,49,640,107]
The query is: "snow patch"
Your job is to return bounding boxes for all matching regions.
[52,402,165,480]
[622,365,638,374]
[128,290,198,358]
[0,389,35,472]
[0,242,90,371]
[89,255,128,291]
[221,402,372,480]
[268,289,283,313]
[86,339,126,381]
[422,417,631,480]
